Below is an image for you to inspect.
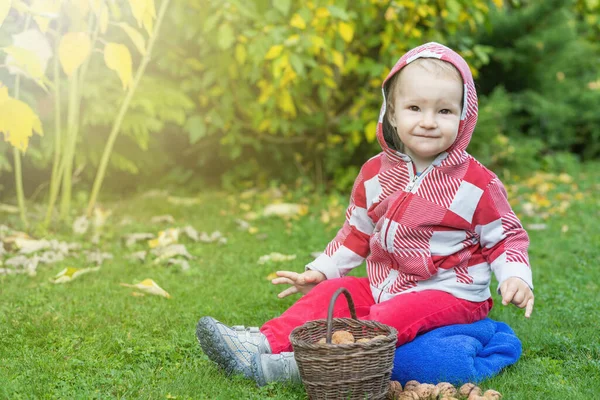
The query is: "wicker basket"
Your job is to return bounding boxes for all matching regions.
[290,287,398,400]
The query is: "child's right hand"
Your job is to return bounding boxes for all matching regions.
[271,270,327,298]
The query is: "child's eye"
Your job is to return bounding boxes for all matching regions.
[439,109,452,114]
[408,106,420,112]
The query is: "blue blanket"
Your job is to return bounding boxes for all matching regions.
[391,318,521,385]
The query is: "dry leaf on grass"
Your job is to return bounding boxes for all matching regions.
[263,203,308,218]
[13,238,80,255]
[151,244,193,263]
[148,228,179,248]
[182,225,199,242]
[38,251,64,264]
[257,253,297,264]
[72,215,90,235]
[167,196,201,206]
[2,255,38,275]
[93,207,112,228]
[124,232,154,248]
[199,231,227,244]
[52,266,100,283]
[120,279,171,298]
[0,203,19,214]
[128,251,147,262]
[150,215,175,224]
[167,258,190,271]
[85,250,114,266]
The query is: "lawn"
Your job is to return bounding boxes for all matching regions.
[1,163,598,399]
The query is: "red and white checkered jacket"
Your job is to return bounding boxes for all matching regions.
[307,43,533,303]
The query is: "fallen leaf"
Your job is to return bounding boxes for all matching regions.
[235,219,250,230]
[93,207,112,228]
[266,272,278,280]
[263,203,308,218]
[148,228,179,248]
[38,250,64,264]
[150,215,175,224]
[120,279,171,298]
[128,251,147,262]
[85,250,113,266]
[52,266,100,283]
[72,215,90,235]
[0,203,19,213]
[167,258,190,271]
[182,226,199,241]
[5,255,39,275]
[124,232,154,247]
[527,223,547,231]
[167,196,201,206]
[257,252,297,264]
[561,225,569,233]
[151,244,193,263]
[199,231,227,244]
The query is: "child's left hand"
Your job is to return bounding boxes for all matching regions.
[499,277,534,318]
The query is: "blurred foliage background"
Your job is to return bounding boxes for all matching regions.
[0,0,599,202]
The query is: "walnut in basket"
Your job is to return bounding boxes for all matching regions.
[332,330,355,344]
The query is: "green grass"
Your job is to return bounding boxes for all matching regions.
[0,163,598,399]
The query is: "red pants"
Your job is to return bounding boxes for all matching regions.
[261,277,493,354]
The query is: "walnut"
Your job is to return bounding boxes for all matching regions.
[468,394,485,400]
[414,383,435,399]
[433,382,457,398]
[440,397,460,400]
[372,334,388,340]
[397,391,420,400]
[331,330,355,344]
[356,338,371,343]
[317,337,327,344]
[483,389,502,400]
[459,383,481,397]
[387,381,403,399]
[404,380,420,391]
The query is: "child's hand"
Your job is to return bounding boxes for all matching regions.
[499,277,534,318]
[271,270,327,298]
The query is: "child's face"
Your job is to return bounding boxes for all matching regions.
[388,62,463,168]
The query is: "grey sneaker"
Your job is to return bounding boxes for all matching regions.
[251,352,301,387]
[196,316,271,378]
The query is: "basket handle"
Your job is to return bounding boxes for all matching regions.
[325,287,358,344]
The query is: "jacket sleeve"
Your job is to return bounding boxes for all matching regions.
[472,177,533,292]
[306,167,375,279]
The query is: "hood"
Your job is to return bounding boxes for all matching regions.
[376,42,478,164]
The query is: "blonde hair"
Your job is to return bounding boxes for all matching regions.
[382,58,463,151]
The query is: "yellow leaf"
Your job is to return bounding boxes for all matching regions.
[52,266,100,284]
[58,32,91,76]
[365,120,377,143]
[338,22,354,43]
[492,0,503,8]
[99,6,109,34]
[120,278,171,298]
[30,0,60,32]
[235,44,247,64]
[290,13,306,29]
[266,272,278,280]
[70,0,90,16]
[265,44,284,60]
[277,90,296,117]
[104,42,132,90]
[117,23,146,55]
[0,0,11,29]
[0,86,44,152]
[127,0,156,35]
[315,7,330,18]
[332,50,344,70]
[2,46,44,80]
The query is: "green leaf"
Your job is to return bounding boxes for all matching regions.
[185,116,206,144]
[273,0,291,16]
[289,53,305,76]
[203,13,220,33]
[217,24,235,50]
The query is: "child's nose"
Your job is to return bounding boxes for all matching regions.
[419,112,438,129]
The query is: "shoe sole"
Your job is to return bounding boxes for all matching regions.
[196,316,252,378]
